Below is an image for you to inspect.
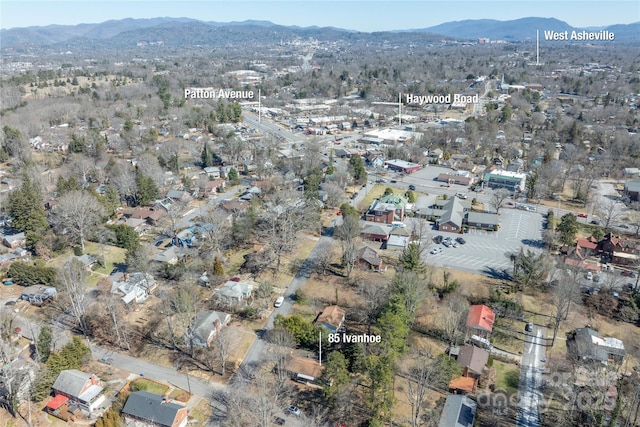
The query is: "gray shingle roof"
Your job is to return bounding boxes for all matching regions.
[122,391,185,427]
[52,370,93,398]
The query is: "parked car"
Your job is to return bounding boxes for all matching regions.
[442,240,451,247]
[585,271,593,280]
[408,184,416,191]
[287,406,301,416]
[456,237,466,244]
[593,274,601,283]
[274,296,284,308]
[430,247,443,255]
[525,322,534,332]
[577,213,587,218]
[451,242,459,248]
[434,235,444,244]
[456,193,467,199]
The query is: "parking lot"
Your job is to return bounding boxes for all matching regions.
[421,209,545,276]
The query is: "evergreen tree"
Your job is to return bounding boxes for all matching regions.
[135,173,159,206]
[349,154,366,184]
[69,133,85,153]
[102,185,121,216]
[56,176,81,196]
[213,256,225,276]
[8,176,48,236]
[37,325,53,362]
[557,213,579,246]
[321,351,350,400]
[227,167,239,181]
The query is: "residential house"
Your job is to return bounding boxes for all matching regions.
[361,223,391,242]
[152,246,180,265]
[428,148,444,162]
[186,310,232,348]
[466,212,500,231]
[387,227,411,250]
[51,369,105,412]
[356,246,386,272]
[364,151,385,168]
[219,200,249,215]
[215,280,253,306]
[20,285,57,305]
[315,305,346,333]
[438,395,477,427]
[575,236,599,259]
[122,391,188,427]
[284,351,324,384]
[203,166,221,179]
[365,194,408,224]
[3,232,26,249]
[465,304,495,336]
[121,205,168,226]
[595,233,640,266]
[624,178,640,202]
[75,254,97,270]
[200,179,226,197]
[166,189,192,203]
[567,328,625,365]
[110,272,156,304]
[455,345,490,378]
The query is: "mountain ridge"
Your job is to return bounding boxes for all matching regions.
[1,17,637,49]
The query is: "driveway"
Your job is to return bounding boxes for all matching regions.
[423,209,545,276]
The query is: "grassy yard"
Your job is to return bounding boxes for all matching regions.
[129,378,169,395]
[189,397,213,424]
[357,183,410,211]
[493,360,520,394]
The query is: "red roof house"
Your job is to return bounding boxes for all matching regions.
[466,305,495,333]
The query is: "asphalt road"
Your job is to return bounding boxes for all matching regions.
[91,344,225,398]
[234,232,334,381]
[516,326,546,427]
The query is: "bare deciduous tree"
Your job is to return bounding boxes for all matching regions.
[441,294,469,345]
[56,258,90,335]
[335,213,360,277]
[490,188,511,214]
[55,190,106,250]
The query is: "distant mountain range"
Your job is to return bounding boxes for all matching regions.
[1,17,637,50]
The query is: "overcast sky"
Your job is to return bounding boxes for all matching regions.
[1,0,638,31]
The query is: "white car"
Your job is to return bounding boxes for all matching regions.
[274,296,284,307]
[585,272,593,280]
[430,247,443,255]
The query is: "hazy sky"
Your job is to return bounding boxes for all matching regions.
[1,0,638,31]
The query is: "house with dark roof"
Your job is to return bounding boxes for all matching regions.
[567,328,625,365]
[122,391,188,427]
[361,223,391,242]
[315,305,346,333]
[186,310,232,348]
[595,233,640,266]
[455,345,490,378]
[284,351,324,384]
[438,395,477,427]
[465,305,495,336]
[356,246,385,272]
[52,370,105,412]
[624,178,640,202]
